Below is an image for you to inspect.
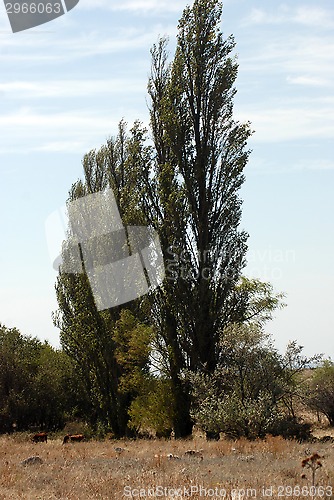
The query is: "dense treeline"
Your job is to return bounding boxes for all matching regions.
[0,322,332,438]
[0,324,90,433]
[1,0,331,440]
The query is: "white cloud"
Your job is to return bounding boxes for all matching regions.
[237,103,334,143]
[239,34,334,100]
[243,5,334,29]
[241,35,334,72]
[237,29,334,144]
[294,6,334,28]
[0,107,150,154]
[0,107,110,128]
[0,25,171,62]
[286,75,330,87]
[0,78,146,99]
[32,141,87,153]
[244,8,283,25]
[78,0,188,14]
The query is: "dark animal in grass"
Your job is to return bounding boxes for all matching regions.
[63,434,84,444]
[32,432,48,443]
[21,456,43,466]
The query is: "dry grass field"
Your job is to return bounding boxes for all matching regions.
[0,430,333,499]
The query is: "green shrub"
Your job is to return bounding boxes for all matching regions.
[268,417,312,442]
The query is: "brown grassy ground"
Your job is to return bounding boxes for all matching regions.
[0,433,333,499]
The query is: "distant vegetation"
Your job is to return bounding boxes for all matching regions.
[0,324,89,433]
[0,323,331,440]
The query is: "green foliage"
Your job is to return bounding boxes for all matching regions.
[190,376,280,440]
[114,309,153,395]
[0,324,78,432]
[217,391,279,440]
[233,277,286,326]
[189,323,317,440]
[307,360,334,426]
[55,270,153,437]
[128,377,175,437]
[277,341,321,419]
[269,417,312,442]
[189,324,281,438]
[54,120,154,437]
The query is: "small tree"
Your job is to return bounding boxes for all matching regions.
[189,324,317,440]
[189,324,284,439]
[307,360,334,426]
[128,377,175,438]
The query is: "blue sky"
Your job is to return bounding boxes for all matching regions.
[0,0,333,359]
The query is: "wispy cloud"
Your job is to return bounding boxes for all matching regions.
[32,141,89,153]
[238,34,334,106]
[243,5,334,29]
[236,101,334,143]
[243,8,283,26]
[294,159,334,171]
[0,79,146,99]
[0,107,149,154]
[78,0,188,14]
[246,155,334,175]
[294,6,334,28]
[286,75,330,87]
[240,35,334,73]
[226,14,334,150]
[0,25,171,62]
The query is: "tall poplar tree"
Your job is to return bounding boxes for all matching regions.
[54,121,153,437]
[143,0,252,436]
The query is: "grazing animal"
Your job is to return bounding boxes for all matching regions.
[32,432,48,443]
[114,447,127,454]
[167,453,181,460]
[63,434,84,444]
[185,449,203,457]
